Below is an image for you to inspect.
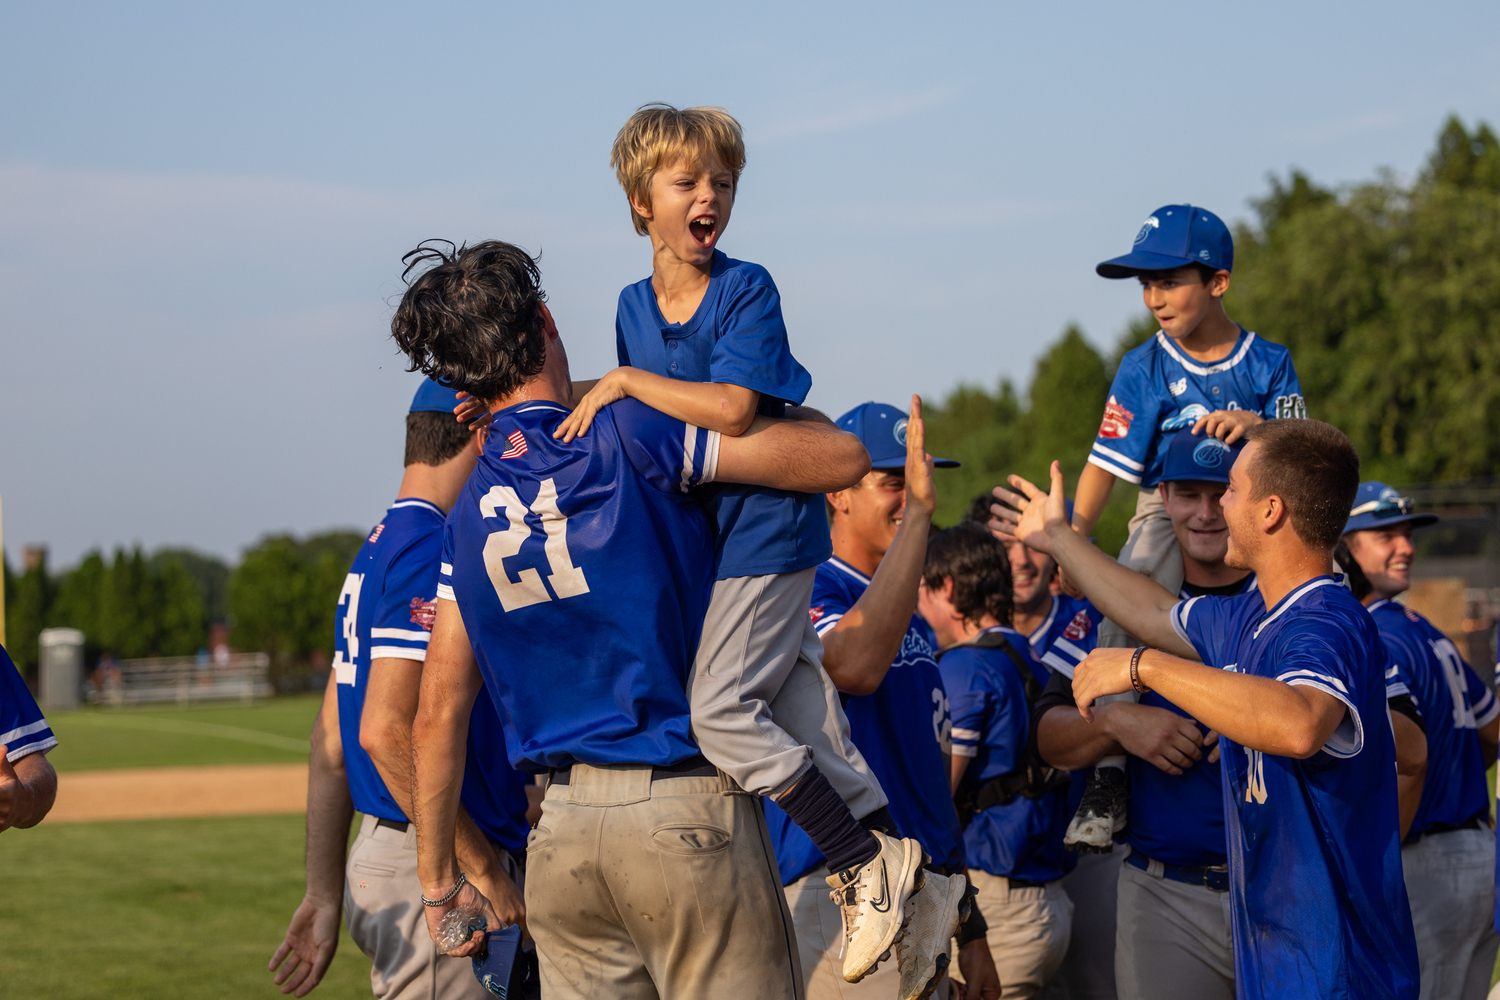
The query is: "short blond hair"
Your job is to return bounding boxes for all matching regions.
[611,104,746,236]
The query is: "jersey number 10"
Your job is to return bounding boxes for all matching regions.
[480,478,591,612]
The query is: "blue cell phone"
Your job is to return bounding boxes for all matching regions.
[471,925,524,998]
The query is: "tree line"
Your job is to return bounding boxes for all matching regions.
[924,114,1500,551]
[3,532,364,686]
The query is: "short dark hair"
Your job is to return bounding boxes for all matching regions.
[1136,262,1218,285]
[404,411,473,467]
[967,491,996,525]
[1243,419,1360,551]
[923,521,1014,627]
[391,240,549,403]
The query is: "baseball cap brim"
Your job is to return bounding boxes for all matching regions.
[869,455,961,471]
[1096,250,1208,280]
[1345,512,1439,534]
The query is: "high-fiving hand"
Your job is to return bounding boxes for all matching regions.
[987,461,1070,555]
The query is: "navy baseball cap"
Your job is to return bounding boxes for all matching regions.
[1344,482,1438,534]
[410,378,461,414]
[1157,427,1245,485]
[837,402,959,471]
[1096,205,1233,279]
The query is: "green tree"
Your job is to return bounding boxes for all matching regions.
[150,549,231,624]
[155,560,208,656]
[95,548,156,658]
[228,531,364,681]
[50,551,106,664]
[7,553,55,680]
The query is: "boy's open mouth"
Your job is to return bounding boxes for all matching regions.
[689,216,716,245]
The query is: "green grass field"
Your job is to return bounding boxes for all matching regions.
[45,694,322,771]
[0,813,374,1000]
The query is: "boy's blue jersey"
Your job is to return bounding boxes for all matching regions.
[766,556,964,884]
[1088,329,1304,488]
[1,644,56,763]
[1369,600,1498,835]
[941,626,1069,882]
[438,399,719,772]
[1172,577,1419,1000]
[333,501,531,846]
[616,250,829,579]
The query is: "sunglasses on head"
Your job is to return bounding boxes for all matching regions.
[1349,495,1415,519]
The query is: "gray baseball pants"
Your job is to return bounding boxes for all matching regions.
[782,868,952,1000]
[524,763,803,1000]
[1403,826,1499,1000]
[344,813,497,1000]
[689,568,887,816]
[968,870,1073,998]
[1114,853,1234,1000]
[1039,849,1122,1000]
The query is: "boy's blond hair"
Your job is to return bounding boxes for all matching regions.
[611,104,746,237]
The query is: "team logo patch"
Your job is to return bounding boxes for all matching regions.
[809,605,826,625]
[893,417,908,447]
[368,523,385,544]
[1133,216,1160,245]
[1063,609,1092,641]
[1098,395,1134,439]
[499,430,528,459]
[1161,403,1209,432]
[1192,437,1232,469]
[409,597,436,631]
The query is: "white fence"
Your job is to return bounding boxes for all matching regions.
[88,652,273,706]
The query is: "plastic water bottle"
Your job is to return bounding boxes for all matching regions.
[436,907,487,952]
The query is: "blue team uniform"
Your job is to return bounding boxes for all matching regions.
[765,557,964,883]
[942,626,1069,882]
[615,250,828,578]
[1087,330,1304,488]
[438,399,718,771]
[1,645,56,763]
[1369,600,1498,835]
[1171,577,1419,1000]
[333,500,530,850]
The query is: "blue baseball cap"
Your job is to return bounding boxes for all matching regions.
[1344,482,1438,534]
[1097,204,1233,279]
[1157,427,1245,485]
[837,402,959,471]
[409,378,462,414]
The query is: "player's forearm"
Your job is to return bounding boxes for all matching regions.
[719,414,871,493]
[453,808,505,884]
[305,707,354,904]
[1391,711,1426,840]
[1044,519,1194,657]
[617,368,759,436]
[1134,651,1341,758]
[822,516,931,696]
[1070,463,1117,537]
[411,702,470,887]
[1036,705,1124,770]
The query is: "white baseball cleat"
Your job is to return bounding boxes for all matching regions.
[896,870,968,1000]
[1063,764,1127,853]
[826,830,923,983]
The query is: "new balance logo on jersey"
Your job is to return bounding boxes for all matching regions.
[1168,377,1187,397]
[500,430,528,459]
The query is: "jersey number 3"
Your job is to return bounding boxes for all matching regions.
[480,478,591,612]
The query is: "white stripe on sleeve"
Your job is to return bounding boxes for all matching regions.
[436,583,456,602]
[1087,452,1143,485]
[370,628,432,643]
[1283,678,1363,758]
[814,613,844,638]
[370,646,428,662]
[7,735,58,761]
[1041,650,1075,678]
[0,718,53,747]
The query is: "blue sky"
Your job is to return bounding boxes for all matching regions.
[4,1,1499,566]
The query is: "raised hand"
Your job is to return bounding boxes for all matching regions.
[1191,409,1261,444]
[904,395,936,519]
[268,894,341,997]
[987,461,1069,554]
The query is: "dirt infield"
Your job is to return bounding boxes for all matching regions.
[47,763,309,823]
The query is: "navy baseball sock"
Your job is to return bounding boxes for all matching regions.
[775,766,880,874]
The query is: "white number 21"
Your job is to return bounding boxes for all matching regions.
[480,478,590,612]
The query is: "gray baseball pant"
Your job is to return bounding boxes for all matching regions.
[1403,826,1499,1000]
[1114,853,1234,1000]
[344,814,498,1000]
[524,763,803,1000]
[968,869,1073,998]
[1039,849,1122,1000]
[689,568,887,816]
[782,868,952,1000]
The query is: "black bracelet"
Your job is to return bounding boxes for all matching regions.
[954,881,988,947]
[1130,646,1149,695]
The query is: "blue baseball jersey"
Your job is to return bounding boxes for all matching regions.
[333,501,531,846]
[1088,329,1304,488]
[765,557,964,884]
[941,626,1069,882]
[1,644,56,763]
[1369,600,1498,835]
[616,251,829,579]
[1172,577,1419,1000]
[438,398,719,771]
